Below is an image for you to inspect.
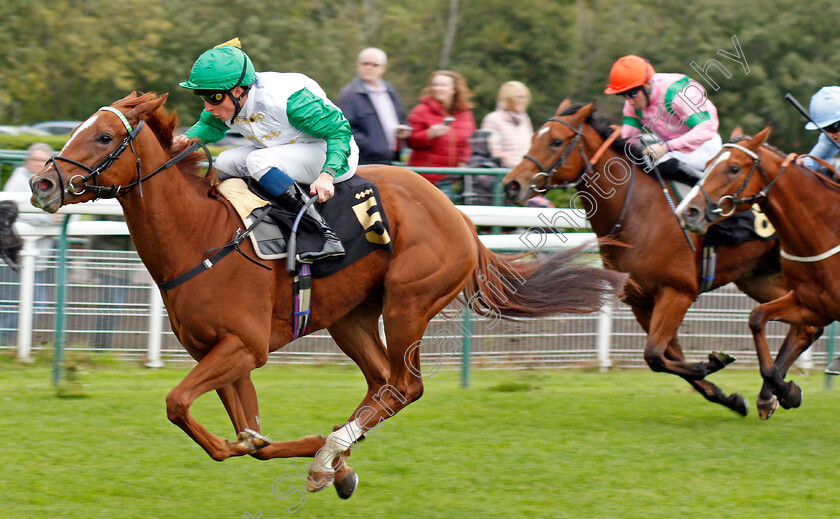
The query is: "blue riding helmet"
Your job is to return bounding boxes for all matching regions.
[805,86,840,130]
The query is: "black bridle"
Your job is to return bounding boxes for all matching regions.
[522,116,635,237]
[697,141,786,222]
[522,117,589,193]
[48,106,211,205]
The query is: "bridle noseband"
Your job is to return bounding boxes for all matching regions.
[48,106,211,205]
[522,117,588,193]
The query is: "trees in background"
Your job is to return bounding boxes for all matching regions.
[0,0,838,152]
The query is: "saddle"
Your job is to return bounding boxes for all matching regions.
[218,174,393,278]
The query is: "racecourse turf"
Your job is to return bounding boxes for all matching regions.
[1,355,839,519]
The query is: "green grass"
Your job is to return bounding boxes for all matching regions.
[1,361,838,518]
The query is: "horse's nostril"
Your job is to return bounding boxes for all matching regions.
[37,179,52,191]
[685,207,699,219]
[505,181,521,198]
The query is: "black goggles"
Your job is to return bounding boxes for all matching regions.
[824,121,840,133]
[196,90,227,105]
[622,87,643,99]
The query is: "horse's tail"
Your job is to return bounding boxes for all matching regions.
[462,214,626,319]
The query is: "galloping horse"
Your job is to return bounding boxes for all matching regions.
[678,126,837,418]
[28,92,625,497]
[503,101,821,416]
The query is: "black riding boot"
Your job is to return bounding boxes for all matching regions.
[273,182,345,262]
[656,158,703,186]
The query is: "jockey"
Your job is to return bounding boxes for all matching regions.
[801,86,840,173]
[605,55,722,185]
[177,38,358,262]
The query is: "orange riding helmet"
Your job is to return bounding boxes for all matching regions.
[604,55,656,94]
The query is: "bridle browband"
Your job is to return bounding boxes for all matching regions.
[48,106,212,205]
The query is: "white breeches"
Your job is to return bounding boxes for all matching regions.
[215,140,359,184]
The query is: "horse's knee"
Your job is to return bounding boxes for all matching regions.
[404,381,423,404]
[165,391,189,425]
[643,350,667,372]
[748,307,767,334]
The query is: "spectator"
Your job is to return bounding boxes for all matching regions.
[88,217,133,350]
[799,86,840,172]
[480,81,534,169]
[406,70,477,197]
[337,47,411,165]
[0,143,55,344]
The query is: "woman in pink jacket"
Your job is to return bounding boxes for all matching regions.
[480,81,534,169]
[407,70,476,191]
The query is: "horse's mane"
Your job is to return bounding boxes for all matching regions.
[559,103,644,160]
[111,93,211,188]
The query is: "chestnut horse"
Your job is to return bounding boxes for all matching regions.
[28,92,625,498]
[678,126,836,419]
[503,101,821,416]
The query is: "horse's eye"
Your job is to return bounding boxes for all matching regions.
[550,138,563,149]
[98,134,112,144]
[728,165,740,174]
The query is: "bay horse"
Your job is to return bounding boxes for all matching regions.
[678,126,837,419]
[28,92,625,498]
[502,101,822,416]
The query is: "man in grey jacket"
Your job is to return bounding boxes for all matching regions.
[337,48,411,165]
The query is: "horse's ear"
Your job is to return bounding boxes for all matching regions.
[730,126,744,140]
[555,98,572,116]
[126,93,168,126]
[748,125,772,149]
[572,102,595,122]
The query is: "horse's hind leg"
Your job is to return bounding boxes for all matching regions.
[666,338,748,416]
[307,257,471,487]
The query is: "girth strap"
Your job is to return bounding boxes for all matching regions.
[157,206,271,290]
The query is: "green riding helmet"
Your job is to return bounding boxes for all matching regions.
[180,43,256,91]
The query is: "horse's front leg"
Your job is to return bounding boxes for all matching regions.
[166,335,268,461]
[749,291,829,420]
[644,287,734,379]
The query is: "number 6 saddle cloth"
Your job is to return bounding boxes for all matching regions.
[218,174,393,278]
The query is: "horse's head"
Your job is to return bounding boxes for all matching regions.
[677,126,772,234]
[29,92,170,213]
[502,100,596,205]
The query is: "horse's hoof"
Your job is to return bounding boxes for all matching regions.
[236,428,271,453]
[710,351,737,367]
[757,395,778,420]
[730,393,749,417]
[334,469,358,500]
[779,383,803,410]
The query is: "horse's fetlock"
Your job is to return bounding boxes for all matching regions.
[643,351,667,372]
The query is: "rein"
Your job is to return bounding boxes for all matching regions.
[49,106,214,202]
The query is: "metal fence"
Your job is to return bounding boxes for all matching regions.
[0,245,828,370]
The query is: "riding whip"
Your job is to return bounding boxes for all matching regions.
[784,93,840,152]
